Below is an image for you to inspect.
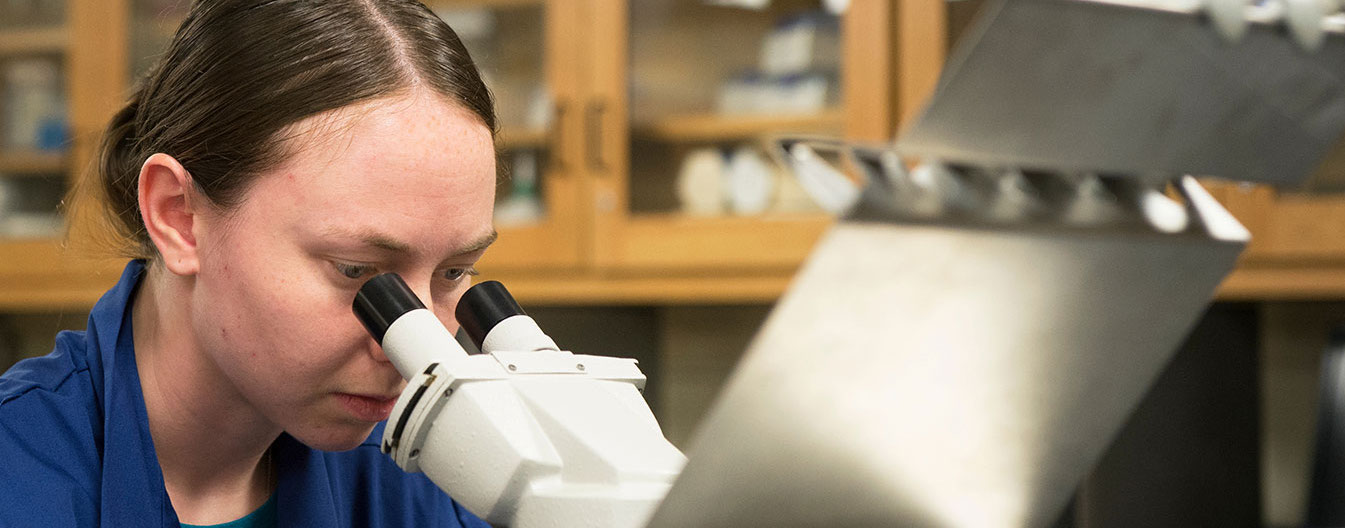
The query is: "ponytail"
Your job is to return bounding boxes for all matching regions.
[96,95,153,258]
[63,93,153,260]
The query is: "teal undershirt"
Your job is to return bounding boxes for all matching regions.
[180,492,277,528]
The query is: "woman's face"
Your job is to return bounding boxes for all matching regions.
[191,92,497,451]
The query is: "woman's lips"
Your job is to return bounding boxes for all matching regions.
[337,393,399,422]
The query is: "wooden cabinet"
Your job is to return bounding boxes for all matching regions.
[0,0,1342,310]
[486,0,945,303]
[1205,183,1345,299]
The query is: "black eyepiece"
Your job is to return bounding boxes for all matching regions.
[353,273,426,344]
[456,281,525,350]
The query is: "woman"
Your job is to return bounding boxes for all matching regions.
[0,1,496,526]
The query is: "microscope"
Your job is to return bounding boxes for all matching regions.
[356,0,1345,526]
[353,276,684,527]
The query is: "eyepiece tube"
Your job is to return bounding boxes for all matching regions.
[456,281,524,349]
[456,280,559,353]
[354,274,426,344]
[354,273,466,379]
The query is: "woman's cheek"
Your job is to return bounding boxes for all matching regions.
[257,291,345,366]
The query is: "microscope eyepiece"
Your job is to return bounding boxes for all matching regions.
[354,273,426,344]
[456,281,525,350]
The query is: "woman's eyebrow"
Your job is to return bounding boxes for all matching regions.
[451,230,498,257]
[319,226,497,257]
[320,226,413,253]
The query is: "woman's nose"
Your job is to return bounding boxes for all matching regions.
[403,278,465,335]
[404,278,435,315]
[366,336,391,364]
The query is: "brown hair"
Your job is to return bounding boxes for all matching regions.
[84,0,495,259]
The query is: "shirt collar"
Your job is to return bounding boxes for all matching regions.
[90,260,347,526]
[88,259,178,526]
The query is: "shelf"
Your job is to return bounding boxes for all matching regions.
[0,151,66,174]
[0,27,68,55]
[483,269,797,305]
[488,260,1345,305]
[634,110,844,144]
[605,213,834,271]
[6,236,1345,310]
[1217,262,1345,300]
[498,126,548,150]
[0,238,125,312]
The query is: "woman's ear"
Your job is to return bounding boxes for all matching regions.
[138,153,204,276]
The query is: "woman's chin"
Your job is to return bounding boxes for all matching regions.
[291,424,379,452]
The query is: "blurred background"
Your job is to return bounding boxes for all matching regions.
[0,0,1343,526]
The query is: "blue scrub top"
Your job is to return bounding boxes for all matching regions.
[0,260,489,527]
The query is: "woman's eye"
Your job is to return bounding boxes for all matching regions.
[333,262,376,280]
[441,267,479,282]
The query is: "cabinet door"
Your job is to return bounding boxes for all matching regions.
[584,0,943,275]
[416,0,588,272]
[0,0,130,310]
[0,1,69,244]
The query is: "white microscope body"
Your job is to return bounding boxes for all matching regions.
[354,277,685,528]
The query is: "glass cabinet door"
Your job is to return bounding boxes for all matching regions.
[126,0,585,273]
[586,0,872,273]
[0,0,133,309]
[0,0,70,242]
[626,0,845,218]
[427,0,585,272]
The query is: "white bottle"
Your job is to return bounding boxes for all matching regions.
[494,150,544,226]
[726,146,776,215]
[677,148,727,216]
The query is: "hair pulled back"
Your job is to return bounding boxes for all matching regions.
[91,0,495,259]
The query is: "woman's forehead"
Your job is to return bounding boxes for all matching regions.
[239,93,496,239]
[278,92,495,179]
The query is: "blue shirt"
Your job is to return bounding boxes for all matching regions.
[0,260,489,527]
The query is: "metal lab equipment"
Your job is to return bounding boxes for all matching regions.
[644,0,1345,526]
[896,0,1345,189]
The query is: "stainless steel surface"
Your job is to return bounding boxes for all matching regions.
[896,0,1345,188]
[646,175,1247,527]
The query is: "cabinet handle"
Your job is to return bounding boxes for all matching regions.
[548,100,568,173]
[585,100,607,172]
